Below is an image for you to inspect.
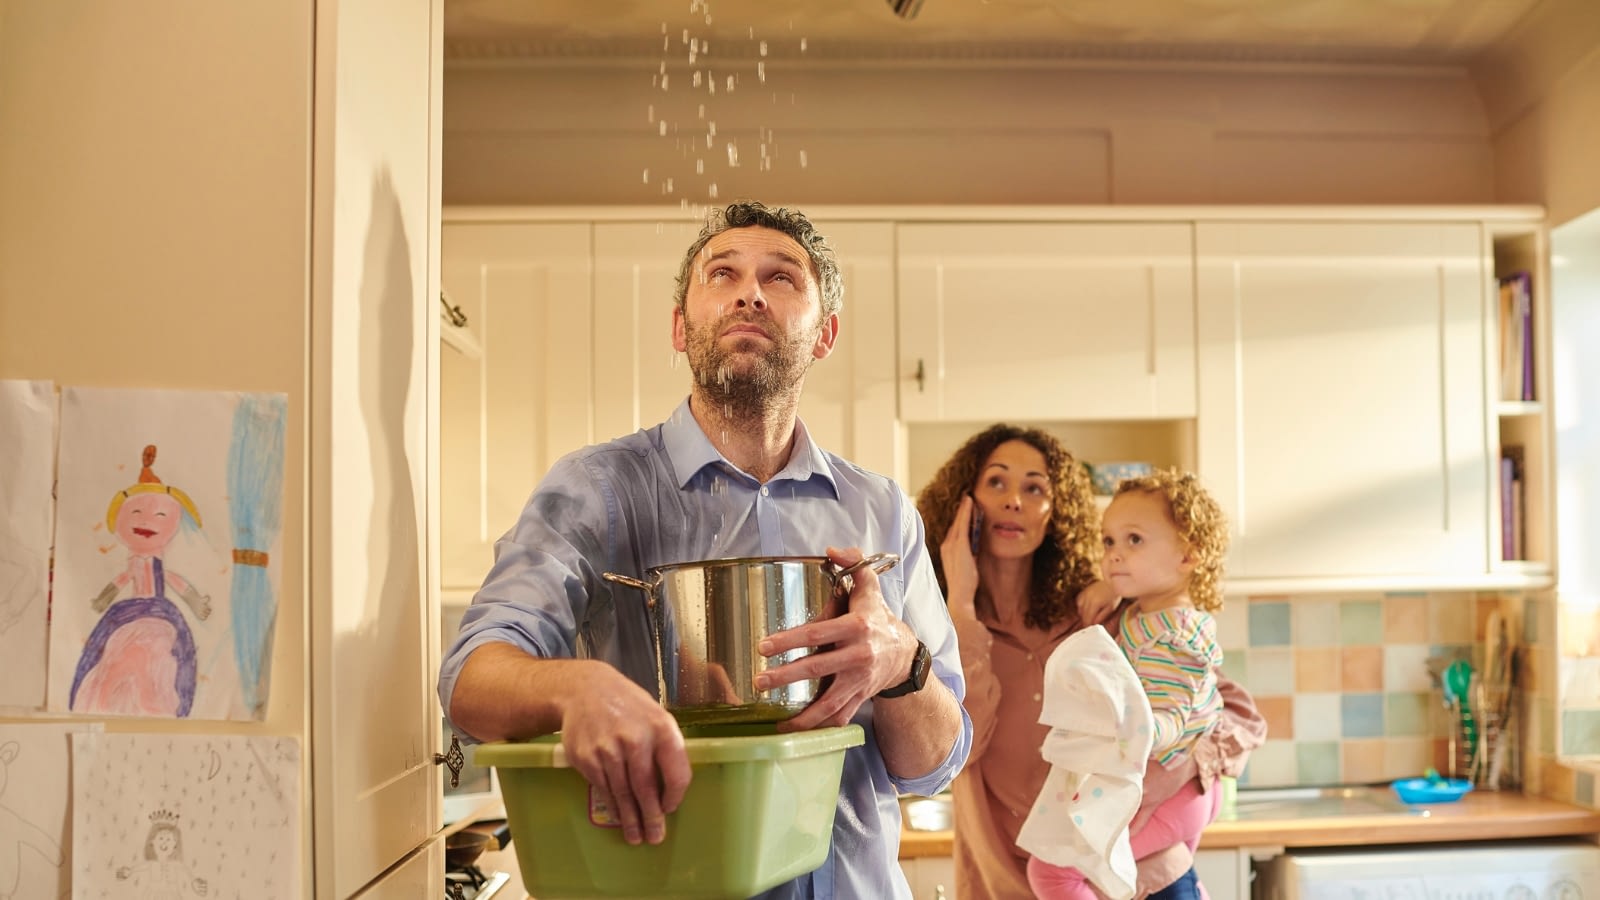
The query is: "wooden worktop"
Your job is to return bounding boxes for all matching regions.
[897,791,1600,859]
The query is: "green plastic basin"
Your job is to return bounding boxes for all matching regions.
[473,722,865,899]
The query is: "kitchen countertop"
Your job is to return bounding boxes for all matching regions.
[896,791,1600,859]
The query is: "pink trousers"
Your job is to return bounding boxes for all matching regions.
[1025,778,1221,899]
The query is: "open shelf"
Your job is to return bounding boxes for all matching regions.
[1489,224,1553,575]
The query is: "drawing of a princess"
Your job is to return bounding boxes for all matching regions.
[70,445,209,718]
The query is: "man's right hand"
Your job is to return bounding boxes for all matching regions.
[557,664,692,847]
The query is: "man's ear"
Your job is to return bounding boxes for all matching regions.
[811,312,839,360]
[672,305,687,353]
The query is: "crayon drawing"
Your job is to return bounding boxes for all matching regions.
[48,388,287,721]
[72,733,300,900]
[0,381,56,711]
[0,722,99,900]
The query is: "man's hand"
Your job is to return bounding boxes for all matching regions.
[557,665,693,846]
[754,546,916,733]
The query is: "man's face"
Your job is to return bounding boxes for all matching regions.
[673,226,837,414]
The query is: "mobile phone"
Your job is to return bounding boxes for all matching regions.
[968,497,984,556]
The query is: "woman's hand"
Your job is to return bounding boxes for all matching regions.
[1075,579,1122,626]
[938,494,981,622]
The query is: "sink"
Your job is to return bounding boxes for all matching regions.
[1222,785,1427,822]
[901,793,953,832]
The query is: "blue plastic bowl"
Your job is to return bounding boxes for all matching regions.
[1391,777,1473,804]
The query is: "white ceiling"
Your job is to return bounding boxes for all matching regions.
[443,0,1542,65]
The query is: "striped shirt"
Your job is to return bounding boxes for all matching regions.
[1117,605,1223,767]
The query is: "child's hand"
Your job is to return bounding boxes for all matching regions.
[1074,580,1122,626]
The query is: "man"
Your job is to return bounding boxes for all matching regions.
[438,201,971,899]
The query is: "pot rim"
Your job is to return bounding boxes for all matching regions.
[646,554,833,573]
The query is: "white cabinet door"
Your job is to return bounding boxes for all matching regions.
[1195,848,1248,900]
[896,223,1196,423]
[1196,222,1488,581]
[439,223,593,590]
[593,220,901,478]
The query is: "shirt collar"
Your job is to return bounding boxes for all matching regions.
[663,398,839,497]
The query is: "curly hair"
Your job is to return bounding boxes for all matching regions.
[673,200,844,320]
[915,424,1102,631]
[1113,468,1229,612]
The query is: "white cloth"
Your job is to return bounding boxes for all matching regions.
[1015,625,1154,900]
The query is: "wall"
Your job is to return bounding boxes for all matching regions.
[443,60,1495,206]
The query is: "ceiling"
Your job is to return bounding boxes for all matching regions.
[443,0,1542,65]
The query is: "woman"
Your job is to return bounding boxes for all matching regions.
[917,425,1264,900]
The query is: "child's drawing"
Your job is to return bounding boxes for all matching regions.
[114,811,207,899]
[0,723,97,900]
[73,733,300,900]
[0,380,56,711]
[70,444,209,717]
[48,388,288,721]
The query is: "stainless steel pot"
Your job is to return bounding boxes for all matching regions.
[603,552,900,724]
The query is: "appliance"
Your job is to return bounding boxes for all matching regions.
[1255,838,1600,900]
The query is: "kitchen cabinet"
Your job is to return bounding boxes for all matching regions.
[896,223,1196,424]
[1195,847,1251,900]
[900,855,957,899]
[439,222,594,590]
[1194,221,1494,585]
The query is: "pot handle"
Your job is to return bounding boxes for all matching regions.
[829,551,900,586]
[602,571,657,608]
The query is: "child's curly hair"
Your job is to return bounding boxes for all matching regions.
[915,424,1101,630]
[1113,468,1229,612]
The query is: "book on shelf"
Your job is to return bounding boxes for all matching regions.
[1500,444,1525,561]
[1497,271,1534,402]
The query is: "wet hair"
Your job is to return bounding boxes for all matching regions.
[1113,468,1229,612]
[672,200,844,320]
[915,424,1102,630]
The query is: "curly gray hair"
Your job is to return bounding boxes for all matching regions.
[672,200,844,320]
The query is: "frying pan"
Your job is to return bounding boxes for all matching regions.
[445,829,492,869]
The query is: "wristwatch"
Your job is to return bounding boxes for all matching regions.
[877,640,931,698]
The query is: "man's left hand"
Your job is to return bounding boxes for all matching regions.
[754,546,916,732]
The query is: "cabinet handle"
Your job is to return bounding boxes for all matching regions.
[433,733,464,788]
[915,359,925,393]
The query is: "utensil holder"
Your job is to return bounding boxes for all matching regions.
[1456,706,1516,790]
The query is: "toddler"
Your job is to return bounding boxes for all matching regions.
[1028,469,1229,900]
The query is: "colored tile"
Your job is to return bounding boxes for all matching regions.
[1340,646,1384,692]
[1428,593,1473,644]
[1291,599,1339,648]
[1246,648,1295,696]
[1241,739,1298,788]
[1383,595,1428,643]
[1340,600,1382,645]
[1295,647,1341,693]
[1249,601,1291,646]
[1220,653,1249,686]
[1341,739,1386,784]
[1382,644,1433,693]
[1341,693,1384,738]
[1562,658,1600,706]
[1383,692,1430,738]
[1295,741,1341,786]
[1540,696,1557,756]
[1384,737,1432,780]
[1214,601,1250,650]
[1577,770,1597,811]
[1256,696,1294,741]
[1294,693,1341,742]
[1562,709,1600,757]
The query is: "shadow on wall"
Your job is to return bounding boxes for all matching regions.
[357,168,422,774]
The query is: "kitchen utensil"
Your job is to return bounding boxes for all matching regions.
[445,829,493,869]
[603,552,900,724]
[1392,776,1473,804]
[1445,659,1476,766]
[477,722,865,899]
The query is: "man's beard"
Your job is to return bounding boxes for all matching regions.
[684,311,821,420]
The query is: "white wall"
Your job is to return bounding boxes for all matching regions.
[443,60,1495,206]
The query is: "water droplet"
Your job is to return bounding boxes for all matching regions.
[726,142,739,167]
[708,122,717,137]
[726,75,736,92]
[663,34,670,51]
[660,61,667,74]
[651,74,659,88]
[758,61,766,83]
[708,78,716,95]
[799,150,808,168]
[708,183,719,198]
[647,105,655,123]
[698,104,706,120]
[800,38,808,52]
[662,74,670,91]
[759,41,768,57]
[659,120,668,136]
[696,158,704,174]
[682,28,689,44]
[665,177,675,193]
[693,70,702,88]
[642,168,650,184]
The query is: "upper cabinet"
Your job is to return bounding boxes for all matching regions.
[896,223,1196,423]
[1195,221,1490,584]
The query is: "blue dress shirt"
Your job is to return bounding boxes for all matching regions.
[439,399,972,899]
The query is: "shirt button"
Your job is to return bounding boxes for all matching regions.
[760,486,769,497]
[1032,692,1042,702]
[1026,653,1034,661]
